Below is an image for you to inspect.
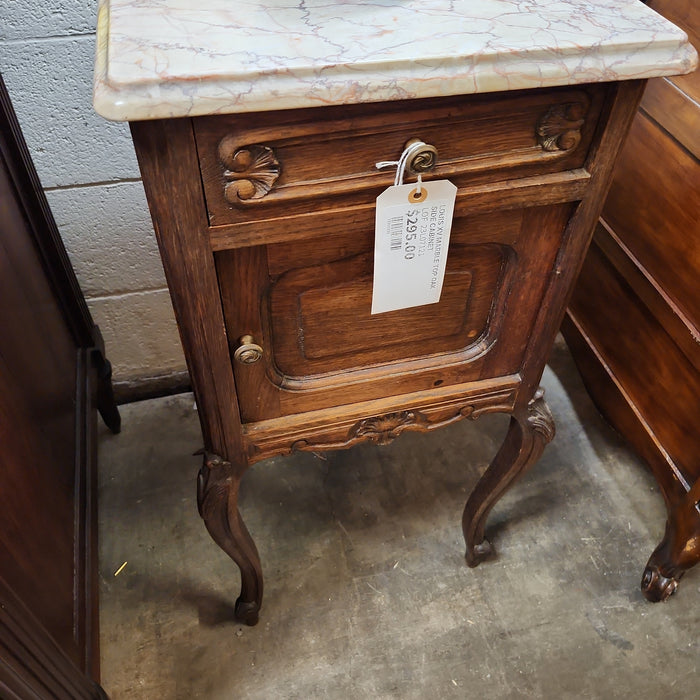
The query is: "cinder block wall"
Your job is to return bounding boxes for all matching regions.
[0,0,188,397]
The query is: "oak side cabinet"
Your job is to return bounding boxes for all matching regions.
[94,0,696,624]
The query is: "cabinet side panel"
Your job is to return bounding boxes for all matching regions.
[568,238,700,482]
[0,158,79,665]
[603,113,700,325]
[130,119,245,459]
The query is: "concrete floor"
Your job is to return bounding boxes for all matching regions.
[97,338,699,699]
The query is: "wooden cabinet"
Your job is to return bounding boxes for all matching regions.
[0,77,118,698]
[131,79,647,624]
[192,88,601,435]
[562,0,700,602]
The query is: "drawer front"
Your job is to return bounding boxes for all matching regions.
[195,86,602,231]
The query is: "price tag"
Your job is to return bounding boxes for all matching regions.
[371,180,457,315]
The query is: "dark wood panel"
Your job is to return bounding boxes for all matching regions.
[602,112,700,325]
[561,313,682,502]
[641,79,700,159]
[0,121,81,673]
[592,221,699,373]
[569,239,700,477]
[0,160,78,457]
[0,356,75,658]
[0,75,118,693]
[0,569,107,700]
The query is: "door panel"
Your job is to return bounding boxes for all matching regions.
[217,203,572,423]
[267,243,504,375]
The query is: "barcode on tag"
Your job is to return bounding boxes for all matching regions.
[389,216,403,251]
[372,180,457,315]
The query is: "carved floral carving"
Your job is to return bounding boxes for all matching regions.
[536,101,589,152]
[352,411,426,445]
[289,403,490,454]
[218,138,280,204]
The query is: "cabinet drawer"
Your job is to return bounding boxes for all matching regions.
[195,86,603,233]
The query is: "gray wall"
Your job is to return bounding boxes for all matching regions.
[1,0,187,388]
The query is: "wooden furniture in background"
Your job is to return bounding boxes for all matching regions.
[131,78,648,624]
[0,76,119,698]
[562,0,699,602]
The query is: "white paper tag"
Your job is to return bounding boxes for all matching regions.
[371,180,457,315]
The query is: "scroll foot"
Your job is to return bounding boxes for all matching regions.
[463,388,555,566]
[197,451,263,626]
[465,539,494,568]
[641,480,700,602]
[641,565,680,603]
[234,597,260,626]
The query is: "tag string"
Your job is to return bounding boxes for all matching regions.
[376,140,428,192]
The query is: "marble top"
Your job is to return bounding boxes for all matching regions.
[93,0,697,121]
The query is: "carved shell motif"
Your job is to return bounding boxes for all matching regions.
[536,101,589,152]
[218,137,281,204]
[351,411,428,445]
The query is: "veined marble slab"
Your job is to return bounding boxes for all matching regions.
[93,0,697,121]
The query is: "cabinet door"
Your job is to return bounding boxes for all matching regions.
[217,201,572,423]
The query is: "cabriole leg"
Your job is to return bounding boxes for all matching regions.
[197,451,263,625]
[463,388,555,567]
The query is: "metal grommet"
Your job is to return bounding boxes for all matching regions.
[408,187,428,203]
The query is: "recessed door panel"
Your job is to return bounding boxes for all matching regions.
[267,243,507,377]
